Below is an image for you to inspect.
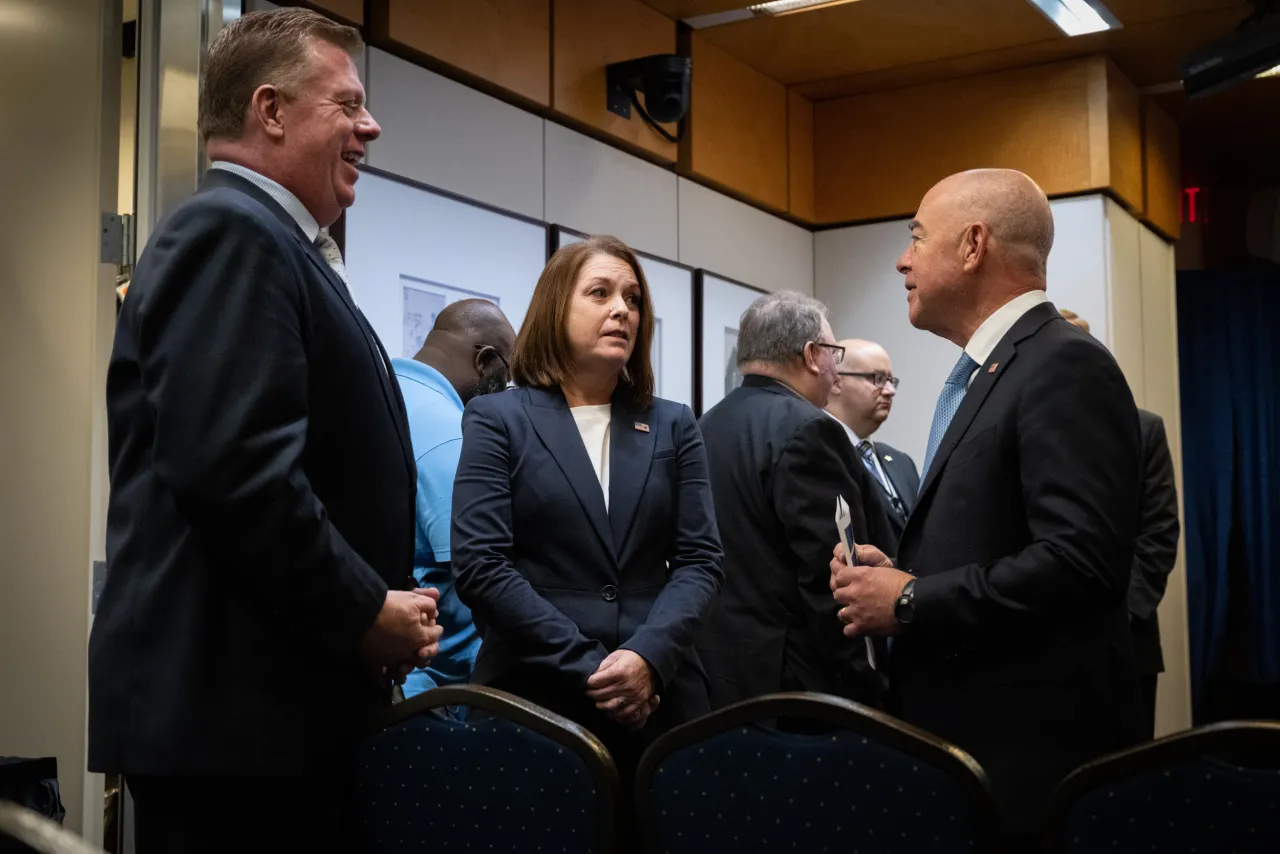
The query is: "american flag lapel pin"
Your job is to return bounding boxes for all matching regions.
[988,362,999,374]
[634,422,650,433]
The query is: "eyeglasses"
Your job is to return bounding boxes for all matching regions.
[838,371,900,390]
[810,342,846,363]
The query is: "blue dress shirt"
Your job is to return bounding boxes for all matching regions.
[391,358,482,698]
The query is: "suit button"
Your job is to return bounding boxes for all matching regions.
[601,585,618,602]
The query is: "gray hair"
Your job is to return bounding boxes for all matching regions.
[736,291,828,367]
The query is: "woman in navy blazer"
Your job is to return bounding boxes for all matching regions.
[452,235,723,762]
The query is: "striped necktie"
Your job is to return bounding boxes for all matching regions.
[857,440,889,492]
[920,351,979,485]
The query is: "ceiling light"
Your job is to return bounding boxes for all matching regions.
[747,0,860,15]
[1026,0,1121,37]
[685,0,862,29]
[1259,63,1280,79]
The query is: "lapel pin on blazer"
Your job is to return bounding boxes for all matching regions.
[884,455,894,462]
[634,422,650,433]
[988,362,999,374]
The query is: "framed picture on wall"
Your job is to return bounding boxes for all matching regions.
[696,271,767,416]
[551,226,696,410]
[344,167,548,360]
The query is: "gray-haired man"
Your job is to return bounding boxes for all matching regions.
[695,291,894,710]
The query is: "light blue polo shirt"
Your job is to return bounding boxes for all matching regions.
[392,358,481,697]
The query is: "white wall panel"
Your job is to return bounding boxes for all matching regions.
[1139,227,1192,737]
[544,123,677,258]
[365,49,543,219]
[814,218,953,462]
[1105,198,1146,402]
[678,178,813,294]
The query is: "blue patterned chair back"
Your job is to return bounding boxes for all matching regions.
[356,685,620,854]
[634,692,999,854]
[1047,720,1280,854]
[0,801,105,854]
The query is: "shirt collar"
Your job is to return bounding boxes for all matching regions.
[210,161,321,242]
[824,410,864,447]
[391,358,465,411]
[964,290,1050,368]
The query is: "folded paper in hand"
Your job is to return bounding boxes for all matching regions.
[835,495,877,671]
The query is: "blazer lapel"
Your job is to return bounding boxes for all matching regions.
[608,396,656,558]
[523,387,616,558]
[294,231,415,477]
[914,302,1061,504]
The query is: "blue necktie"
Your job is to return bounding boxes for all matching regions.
[857,440,889,492]
[920,352,979,485]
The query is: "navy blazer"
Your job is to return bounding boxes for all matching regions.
[90,169,415,776]
[893,302,1143,836]
[451,385,724,723]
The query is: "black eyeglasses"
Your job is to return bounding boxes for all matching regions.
[838,371,900,390]
[810,342,846,363]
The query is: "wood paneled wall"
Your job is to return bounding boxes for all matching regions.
[814,57,1154,224]
[383,0,551,107]
[310,0,362,25]
[1143,99,1182,241]
[291,1,1184,234]
[553,0,678,163]
[680,33,789,213]
[788,92,815,222]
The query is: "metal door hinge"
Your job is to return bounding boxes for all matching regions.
[100,212,135,267]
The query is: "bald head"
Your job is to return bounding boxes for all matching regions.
[897,169,1054,347]
[836,339,890,371]
[826,338,897,438]
[430,298,512,345]
[415,298,515,403]
[925,168,1054,275]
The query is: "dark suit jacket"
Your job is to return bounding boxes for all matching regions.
[892,301,1143,836]
[867,440,920,544]
[451,386,724,730]
[89,170,415,776]
[1129,409,1180,675]
[696,376,895,710]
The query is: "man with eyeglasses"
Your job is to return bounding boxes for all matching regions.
[392,298,515,702]
[825,339,919,546]
[698,292,893,712]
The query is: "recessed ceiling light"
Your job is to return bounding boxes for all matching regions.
[747,0,861,15]
[685,0,862,29]
[1026,0,1121,37]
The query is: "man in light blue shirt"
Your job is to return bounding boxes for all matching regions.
[392,299,515,700]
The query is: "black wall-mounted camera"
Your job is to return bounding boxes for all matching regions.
[606,54,692,133]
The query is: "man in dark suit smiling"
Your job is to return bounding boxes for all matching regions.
[89,9,440,851]
[831,169,1143,847]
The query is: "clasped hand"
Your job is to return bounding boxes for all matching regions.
[829,542,912,637]
[360,587,444,686]
[586,650,660,732]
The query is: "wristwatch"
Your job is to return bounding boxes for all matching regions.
[894,579,917,626]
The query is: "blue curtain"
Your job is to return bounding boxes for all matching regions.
[1177,266,1280,721]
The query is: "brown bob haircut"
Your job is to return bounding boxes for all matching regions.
[199,8,363,143]
[512,235,655,409]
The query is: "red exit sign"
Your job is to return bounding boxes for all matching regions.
[1181,187,1207,224]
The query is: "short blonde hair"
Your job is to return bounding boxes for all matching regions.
[1059,308,1090,333]
[199,8,363,142]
